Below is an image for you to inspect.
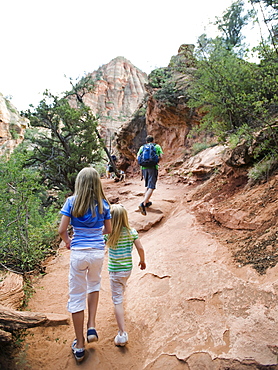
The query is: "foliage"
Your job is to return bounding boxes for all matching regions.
[133,105,147,118]
[148,67,188,106]
[182,0,278,165]
[65,74,96,103]
[24,90,103,192]
[250,0,278,50]
[191,142,217,156]
[214,0,254,50]
[247,155,278,184]
[188,38,278,143]
[148,67,172,88]
[0,149,58,274]
[153,80,183,106]
[228,123,254,148]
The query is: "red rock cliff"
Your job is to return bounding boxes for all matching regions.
[116,45,202,170]
[0,94,28,156]
[83,56,147,140]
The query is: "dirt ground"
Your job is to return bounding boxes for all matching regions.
[189,166,278,274]
[3,169,278,369]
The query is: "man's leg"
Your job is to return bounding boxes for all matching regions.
[143,188,154,206]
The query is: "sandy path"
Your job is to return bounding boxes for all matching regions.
[23,178,180,369]
[22,177,278,369]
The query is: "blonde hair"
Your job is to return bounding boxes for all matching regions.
[72,167,109,218]
[106,204,131,249]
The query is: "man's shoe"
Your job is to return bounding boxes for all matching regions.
[139,203,146,216]
[146,202,152,207]
[114,331,128,346]
[71,339,85,362]
[87,327,98,343]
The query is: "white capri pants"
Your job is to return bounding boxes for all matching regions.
[67,249,105,313]
[109,270,131,305]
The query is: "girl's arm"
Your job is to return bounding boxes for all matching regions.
[134,239,146,270]
[58,215,72,250]
[103,218,112,235]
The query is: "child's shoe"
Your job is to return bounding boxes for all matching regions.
[114,331,128,346]
[87,327,98,343]
[71,339,85,362]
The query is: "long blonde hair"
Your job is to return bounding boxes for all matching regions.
[106,204,131,248]
[72,167,109,217]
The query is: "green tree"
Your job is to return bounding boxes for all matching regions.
[214,0,254,50]
[25,90,102,192]
[0,149,57,273]
[250,0,278,53]
[64,76,120,177]
[189,40,278,139]
[187,0,278,147]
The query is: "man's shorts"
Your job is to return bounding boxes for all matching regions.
[109,270,131,305]
[142,167,158,189]
[67,249,105,313]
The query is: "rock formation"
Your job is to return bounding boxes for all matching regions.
[83,56,147,144]
[0,58,147,157]
[115,45,203,171]
[0,94,28,156]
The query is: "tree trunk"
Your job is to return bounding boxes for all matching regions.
[0,305,69,342]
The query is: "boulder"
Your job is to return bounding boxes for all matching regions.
[0,272,24,310]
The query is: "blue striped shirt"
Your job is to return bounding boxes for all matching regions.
[60,196,111,250]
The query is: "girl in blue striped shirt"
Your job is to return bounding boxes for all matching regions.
[105,204,146,346]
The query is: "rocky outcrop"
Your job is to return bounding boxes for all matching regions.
[146,92,200,159]
[83,56,147,140]
[0,272,24,310]
[115,108,147,172]
[145,45,201,160]
[0,58,147,157]
[0,94,28,156]
[115,45,203,171]
[0,271,69,342]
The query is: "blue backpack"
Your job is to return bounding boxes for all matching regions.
[138,143,159,167]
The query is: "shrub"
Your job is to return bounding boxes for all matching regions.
[192,142,217,155]
[0,150,59,274]
[247,156,278,185]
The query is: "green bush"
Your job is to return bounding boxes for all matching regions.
[248,156,278,185]
[192,142,217,155]
[148,68,172,88]
[0,150,59,274]
[188,39,278,144]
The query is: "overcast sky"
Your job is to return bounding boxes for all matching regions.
[1,0,257,111]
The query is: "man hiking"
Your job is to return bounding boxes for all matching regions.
[137,135,163,216]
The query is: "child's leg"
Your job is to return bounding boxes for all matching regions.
[87,291,99,329]
[86,249,105,330]
[114,303,125,334]
[72,310,85,348]
[109,271,131,334]
[68,251,88,349]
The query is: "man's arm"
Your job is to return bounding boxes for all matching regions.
[156,144,163,159]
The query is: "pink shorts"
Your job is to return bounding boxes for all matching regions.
[67,249,105,313]
[109,270,131,305]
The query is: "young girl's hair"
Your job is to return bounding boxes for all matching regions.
[106,204,130,248]
[72,167,109,217]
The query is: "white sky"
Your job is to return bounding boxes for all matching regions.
[1,0,260,111]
